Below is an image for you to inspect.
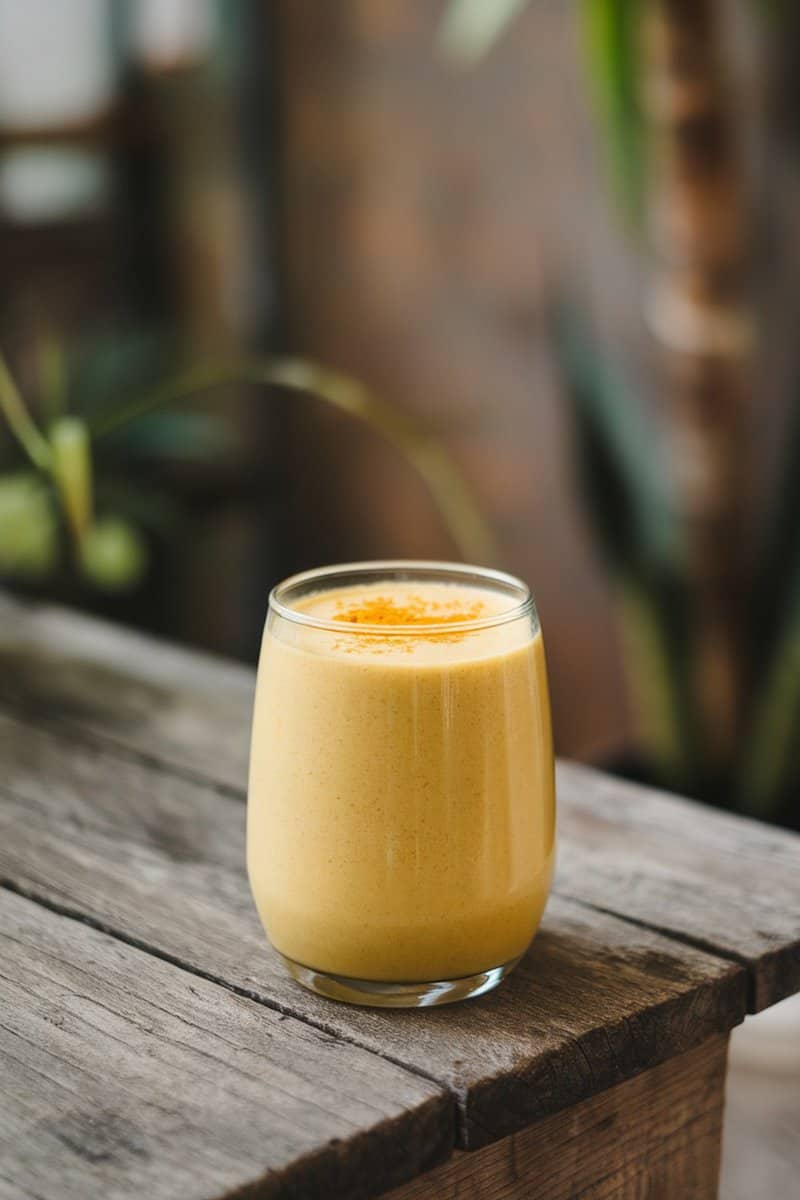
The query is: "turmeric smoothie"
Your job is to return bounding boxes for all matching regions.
[247,566,555,990]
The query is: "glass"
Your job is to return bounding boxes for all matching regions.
[247,561,555,1007]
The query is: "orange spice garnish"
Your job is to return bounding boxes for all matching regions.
[331,593,487,648]
[333,594,486,627]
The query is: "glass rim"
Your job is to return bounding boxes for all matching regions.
[269,560,535,636]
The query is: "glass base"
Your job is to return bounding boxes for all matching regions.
[279,953,522,1008]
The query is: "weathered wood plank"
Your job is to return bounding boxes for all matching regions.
[0,591,253,790]
[0,711,746,1149]
[556,762,800,1011]
[382,1035,729,1200]
[2,593,796,1011]
[0,888,452,1200]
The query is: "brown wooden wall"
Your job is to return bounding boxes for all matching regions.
[276,0,635,760]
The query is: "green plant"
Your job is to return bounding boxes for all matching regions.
[0,340,493,595]
[440,1,800,826]
[554,304,800,828]
[553,308,694,787]
[439,0,646,222]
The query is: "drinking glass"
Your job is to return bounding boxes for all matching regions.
[247,561,555,1007]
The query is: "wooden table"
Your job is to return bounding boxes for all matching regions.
[1,592,798,1200]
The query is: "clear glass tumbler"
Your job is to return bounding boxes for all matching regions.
[247,561,555,1007]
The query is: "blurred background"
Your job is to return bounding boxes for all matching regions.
[1,2,798,1192]
[4,0,800,812]
[6,0,800,822]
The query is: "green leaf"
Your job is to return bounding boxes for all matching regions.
[752,0,789,19]
[0,352,52,471]
[37,334,68,425]
[80,516,148,592]
[89,357,495,566]
[740,571,800,820]
[579,0,645,226]
[50,417,93,542]
[553,306,694,779]
[615,573,694,780]
[104,411,233,462]
[438,0,645,224]
[0,472,59,578]
[751,372,800,689]
[554,307,678,576]
[437,0,531,64]
[743,374,800,817]
[69,329,171,421]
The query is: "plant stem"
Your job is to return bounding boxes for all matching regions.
[580,0,645,226]
[0,352,53,471]
[92,358,495,564]
[37,335,68,426]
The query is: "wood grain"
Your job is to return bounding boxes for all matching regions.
[0,888,451,1200]
[0,591,254,791]
[382,1035,729,1200]
[0,710,745,1149]
[556,762,800,1011]
[2,593,797,1011]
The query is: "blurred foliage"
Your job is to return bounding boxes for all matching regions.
[552,308,800,827]
[0,474,59,578]
[79,516,149,592]
[739,372,800,816]
[440,2,798,827]
[556,310,678,576]
[554,308,695,785]
[106,412,232,462]
[578,0,645,225]
[440,0,646,224]
[51,417,93,543]
[68,329,171,423]
[4,0,797,830]
[0,334,493,600]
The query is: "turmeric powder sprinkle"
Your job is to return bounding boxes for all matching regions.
[332,593,487,628]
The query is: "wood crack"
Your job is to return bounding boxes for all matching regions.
[0,691,766,997]
[0,877,451,1101]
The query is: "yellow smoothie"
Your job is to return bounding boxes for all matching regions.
[247,578,555,983]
